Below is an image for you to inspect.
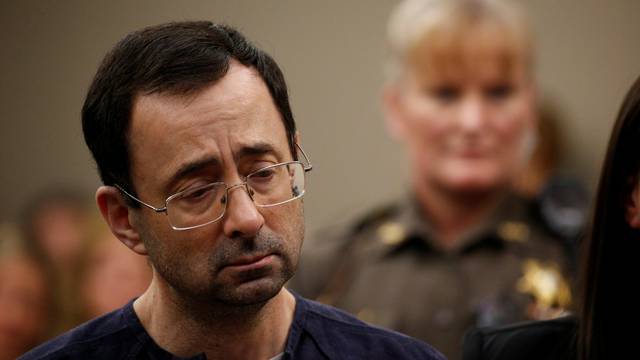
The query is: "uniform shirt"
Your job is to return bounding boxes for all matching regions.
[19,292,444,360]
[290,194,574,360]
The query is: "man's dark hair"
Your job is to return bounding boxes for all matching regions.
[82,21,297,204]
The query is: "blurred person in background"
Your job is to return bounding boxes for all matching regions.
[291,0,575,358]
[80,216,152,320]
[463,74,640,360]
[22,188,89,269]
[21,187,91,334]
[0,223,51,360]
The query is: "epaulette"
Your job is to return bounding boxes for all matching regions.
[534,175,590,244]
[351,202,401,235]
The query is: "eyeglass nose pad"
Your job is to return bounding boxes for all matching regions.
[221,183,255,205]
[239,183,255,200]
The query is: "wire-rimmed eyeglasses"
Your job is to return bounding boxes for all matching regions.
[115,144,312,231]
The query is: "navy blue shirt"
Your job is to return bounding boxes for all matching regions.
[21,293,445,359]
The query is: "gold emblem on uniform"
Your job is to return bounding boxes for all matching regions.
[497,221,529,243]
[517,259,572,320]
[377,222,406,246]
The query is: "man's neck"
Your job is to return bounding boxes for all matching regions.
[133,279,296,360]
[415,179,505,250]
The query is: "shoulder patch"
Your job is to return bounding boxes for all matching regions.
[352,203,400,234]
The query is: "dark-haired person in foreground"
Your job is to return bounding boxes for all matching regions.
[20,22,444,360]
[462,74,640,360]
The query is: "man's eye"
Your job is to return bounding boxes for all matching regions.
[251,168,275,180]
[485,84,514,101]
[182,187,213,201]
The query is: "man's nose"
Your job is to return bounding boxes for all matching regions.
[221,183,265,239]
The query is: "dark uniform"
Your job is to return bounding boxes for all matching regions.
[289,193,575,360]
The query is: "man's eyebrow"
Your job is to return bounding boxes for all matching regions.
[163,143,281,192]
[235,142,278,160]
[165,157,221,192]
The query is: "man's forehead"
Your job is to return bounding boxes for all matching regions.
[132,64,264,118]
[127,63,290,189]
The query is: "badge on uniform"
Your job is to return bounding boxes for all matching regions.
[516,258,572,320]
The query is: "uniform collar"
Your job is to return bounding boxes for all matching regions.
[372,192,533,255]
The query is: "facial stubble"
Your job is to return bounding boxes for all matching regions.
[142,202,304,310]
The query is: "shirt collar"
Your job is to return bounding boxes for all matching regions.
[283,291,335,359]
[124,295,311,360]
[123,300,207,360]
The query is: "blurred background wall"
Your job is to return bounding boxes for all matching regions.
[1,0,639,236]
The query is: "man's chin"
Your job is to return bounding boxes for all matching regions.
[218,277,285,306]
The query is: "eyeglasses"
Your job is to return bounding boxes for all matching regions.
[115,145,312,231]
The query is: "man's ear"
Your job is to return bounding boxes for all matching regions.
[625,181,640,229]
[96,186,148,255]
[382,84,407,141]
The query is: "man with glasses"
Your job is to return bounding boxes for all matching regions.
[20,22,443,360]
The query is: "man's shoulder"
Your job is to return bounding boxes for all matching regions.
[20,304,140,360]
[462,316,577,360]
[298,296,446,359]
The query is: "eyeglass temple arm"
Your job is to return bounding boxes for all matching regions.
[296,143,313,172]
[114,184,167,213]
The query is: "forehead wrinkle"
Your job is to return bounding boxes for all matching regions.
[128,63,289,196]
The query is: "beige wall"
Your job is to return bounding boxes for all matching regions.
[1,0,639,236]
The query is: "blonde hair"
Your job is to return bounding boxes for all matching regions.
[386,0,533,81]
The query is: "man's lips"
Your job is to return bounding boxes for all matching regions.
[223,254,275,272]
